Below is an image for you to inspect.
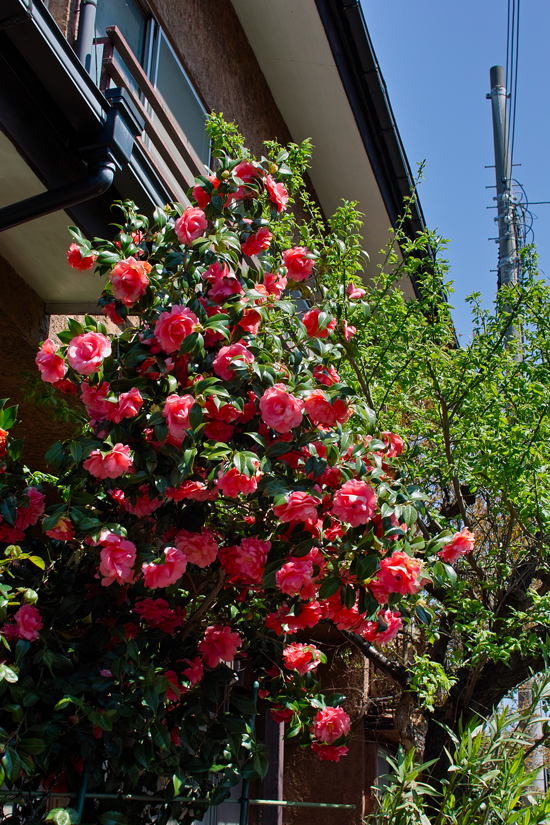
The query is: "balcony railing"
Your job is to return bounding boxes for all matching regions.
[98,26,205,204]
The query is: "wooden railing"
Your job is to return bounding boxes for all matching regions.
[97,26,205,201]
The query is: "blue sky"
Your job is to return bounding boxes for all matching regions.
[362,0,550,342]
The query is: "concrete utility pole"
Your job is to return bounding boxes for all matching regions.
[488,65,519,292]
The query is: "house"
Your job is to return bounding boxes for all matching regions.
[0,0,423,820]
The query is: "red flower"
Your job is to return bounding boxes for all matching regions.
[66,243,96,271]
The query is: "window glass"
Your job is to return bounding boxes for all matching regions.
[153,32,210,166]
[95,0,148,64]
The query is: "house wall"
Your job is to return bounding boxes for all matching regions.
[282,627,370,825]
[0,255,70,470]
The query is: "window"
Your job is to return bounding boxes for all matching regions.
[89,0,210,173]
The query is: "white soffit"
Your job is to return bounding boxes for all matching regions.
[231,0,398,276]
[0,130,104,308]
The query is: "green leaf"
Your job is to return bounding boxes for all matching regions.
[46,809,81,825]
[318,577,340,599]
[0,663,18,683]
[189,403,203,430]
[18,736,45,754]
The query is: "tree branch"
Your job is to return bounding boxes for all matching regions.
[340,629,412,690]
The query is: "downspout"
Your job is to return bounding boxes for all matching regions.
[0,88,144,234]
[76,0,98,74]
[0,159,115,232]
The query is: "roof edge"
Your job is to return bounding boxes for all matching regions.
[314,0,427,246]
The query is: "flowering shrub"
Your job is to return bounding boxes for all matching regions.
[0,125,463,823]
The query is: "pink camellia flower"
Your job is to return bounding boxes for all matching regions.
[259,384,303,433]
[15,488,45,531]
[83,443,133,479]
[282,642,322,676]
[302,307,336,339]
[98,531,137,586]
[204,262,244,303]
[233,537,271,585]
[45,516,74,541]
[174,206,208,245]
[67,332,111,375]
[134,598,173,626]
[238,309,262,335]
[286,600,323,633]
[343,321,357,341]
[109,257,151,306]
[241,227,273,256]
[154,306,199,354]
[166,480,218,502]
[256,272,287,300]
[163,394,195,439]
[381,431,404,458]
[361,608,403,644]
[234,160,261,185]
[198,624,243,668]
[312,364,341,386]
[165,670,184,702]
[312,706,351,744]
[439,527,475,564]
[15,604,43,641]
[265,174,289,212]
[193,174,221,209]
[66,243,96,271]
[108,388,143,424]
[36,339,67,384]
[213,343,254,381]
[271,705,294,724]
[121,485,162,517]
[273,491,320,524]
[305,390,351,428]
[377,550,423,596]
[216,466,260,498]
[175,528,219,568]
[142,546,188,588]
[103,302,125,326]
[276,558,314,596]
[182,656,204,687]
[346,282,366,300]
[311,742,349,762]
[282,247,315,281]
[81,381,112,421]
[332,479,377,527]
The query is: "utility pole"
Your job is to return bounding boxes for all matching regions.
[487,65,520,344]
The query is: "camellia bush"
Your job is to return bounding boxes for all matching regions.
[0,120,463,824]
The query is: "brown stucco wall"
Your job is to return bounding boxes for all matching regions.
[148,0,294,158]
[282,627,370,825]
[0,255,73,470]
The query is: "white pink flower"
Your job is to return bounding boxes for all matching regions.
[174,528,219,568]
[331,479,377,527]
[36,339,67,383]
[174,206,208,245]
[83,443,133,479]
[439,527,475,564]
[98,531,137,586]
[259,384,303,433]
[109,257,151,306]
[154,306,199,354]
[213,343,254,381]
[198,625,242,668]
[67,332,111,375]
[142,546,188,588]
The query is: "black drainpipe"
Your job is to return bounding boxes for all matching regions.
[0,87,144,234]
[0,160,116,232]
